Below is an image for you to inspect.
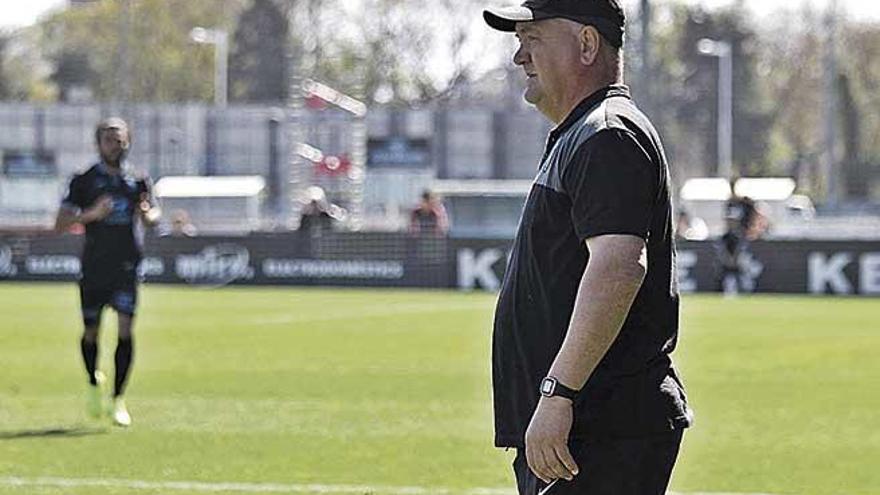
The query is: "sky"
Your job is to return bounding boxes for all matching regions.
[2,0,879,29]
[0,0,67,29]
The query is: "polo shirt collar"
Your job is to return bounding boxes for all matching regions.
[550,84,631,139]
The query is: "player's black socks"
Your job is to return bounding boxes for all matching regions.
[80,337,98,386]
[114,337,134,397]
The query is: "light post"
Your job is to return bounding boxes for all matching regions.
[822,0,840,206]
[698,38,733,180]
[190,27,228,107]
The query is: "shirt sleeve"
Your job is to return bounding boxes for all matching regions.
[136,175,155,203]
[60,175,86,210]
[561,129,657,241]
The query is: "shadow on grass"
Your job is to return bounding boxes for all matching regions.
[0,426,109,440]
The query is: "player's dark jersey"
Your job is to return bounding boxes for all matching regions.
[61,162,150,288]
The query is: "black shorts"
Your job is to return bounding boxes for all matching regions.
[513,430,684,495]
[79,280,138,327]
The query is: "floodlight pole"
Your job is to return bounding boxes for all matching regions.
[823,0,839,206]
[698,38,733,180]
[190,27,228,107]
[639,0,653,114]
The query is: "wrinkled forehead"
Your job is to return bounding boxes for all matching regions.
[514,19,543,35]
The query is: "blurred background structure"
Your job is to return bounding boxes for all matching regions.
[0,0,878,293]
[2,5,878,494]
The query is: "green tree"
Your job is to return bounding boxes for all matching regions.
[756,7,880,199]
[229,0,290,103]
[754,7,825,191]
[645,5,773,180]
[836,72,871,199]
[50,49,97,102]
[842,23,880,199]
[0,34,10,100]
[40,0,247,102]
[289,0,487,105]
[0,27,55,101]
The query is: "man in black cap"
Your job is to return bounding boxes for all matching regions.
[483,2,693,494]
[55,117,161,427]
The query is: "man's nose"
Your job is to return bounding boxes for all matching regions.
[513,45,528,66]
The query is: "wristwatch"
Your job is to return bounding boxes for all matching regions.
[539,376,579,400]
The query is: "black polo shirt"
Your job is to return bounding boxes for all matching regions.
[61,162,150,288]
[492,85,692,448]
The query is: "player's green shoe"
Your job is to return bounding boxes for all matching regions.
[86,371,107,419]
[111,397,131,427]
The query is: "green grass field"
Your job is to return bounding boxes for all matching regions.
[0,283,877,495]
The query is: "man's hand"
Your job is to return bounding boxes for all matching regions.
[524,396,579,483]
[81,195,113,223]
[138,193,162,226]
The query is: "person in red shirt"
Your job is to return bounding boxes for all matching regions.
[409,190,449,236]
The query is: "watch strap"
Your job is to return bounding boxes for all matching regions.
[540,376,578,400]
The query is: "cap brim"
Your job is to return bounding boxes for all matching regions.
[483,6,535,32]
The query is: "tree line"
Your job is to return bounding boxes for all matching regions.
[0,0,876,199]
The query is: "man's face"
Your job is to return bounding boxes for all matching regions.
[513,19,581,113]
[98,128,129,165]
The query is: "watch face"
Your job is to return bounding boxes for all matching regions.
[540,378,556,396]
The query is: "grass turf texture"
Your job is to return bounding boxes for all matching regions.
[0,283,877,495]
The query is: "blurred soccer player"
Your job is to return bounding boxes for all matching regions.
[483,1,693,493]
[55,117,161,427]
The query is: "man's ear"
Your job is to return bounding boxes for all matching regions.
[579,25,601,66]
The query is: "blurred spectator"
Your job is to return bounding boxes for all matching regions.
[725,195,768,241]
[410,190,449,236]
[675,209,709,241]
[169,209,198,237]
[299,186,339,234]
[299,200,334,233]
[716,225,744,295]
[716,194,767,295]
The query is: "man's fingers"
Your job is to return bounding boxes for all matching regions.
[543,445,573,481]
[529,442,578,483]
[553,444,579,479]
[536,449,556,483]
[526,443,551,483]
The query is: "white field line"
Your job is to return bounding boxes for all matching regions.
[0,476,788,495]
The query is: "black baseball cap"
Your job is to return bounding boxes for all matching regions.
[483,0,626,48]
